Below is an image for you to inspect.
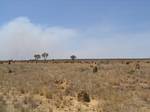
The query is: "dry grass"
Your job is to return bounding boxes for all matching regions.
[0,60,149,112]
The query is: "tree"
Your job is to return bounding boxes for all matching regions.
[70,55,76,60]
[34,54,41,63]
[42,52,49,61]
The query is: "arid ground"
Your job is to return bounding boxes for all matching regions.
[0,60,149,112]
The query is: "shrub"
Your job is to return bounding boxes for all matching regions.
[8,69,12,73]
[128,70,135,74]
[45,91,53,99]
[93,66,98,73]
[0,96,7,111]
[135,63,140,70]
[0,62,3,64]
[20,88,26,94]
[8,60,11,64]
[126,61,130,65]
[77,90,90,102]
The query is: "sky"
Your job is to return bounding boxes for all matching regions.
[0,0,150,59]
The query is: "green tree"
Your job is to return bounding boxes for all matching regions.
[70,55,76,60]
[42,52,49,61]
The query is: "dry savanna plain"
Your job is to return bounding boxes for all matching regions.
[0,59,149,112]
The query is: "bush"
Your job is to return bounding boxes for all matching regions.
[126,61,131,65]
[135,63,140,70]
[77,90,90,102]
[0,97,7,112]
[8,69,12,73]
[93,66,98,73]
[128,70,135,74]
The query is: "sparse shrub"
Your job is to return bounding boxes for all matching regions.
[8,60,11,64]
[40,86,53,99]
[135,63,140,70]
[128,70,135,74]
[0,101,7,112]
[49,107,53,112]
[20,88,25,94]
[93,66,98,73]
[77,90,90,102]
[8,69,12,73]
[105,60,109,64]
[79,68,87,72]
[45,91,53,99]
[90,64,94,68]
[0,62,3,64]
[23,96,39,109]
[126,61,130,65]
[40,92,44,96]
[32,88,40,95]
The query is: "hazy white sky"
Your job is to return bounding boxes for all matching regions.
[0,0,150,59]
[0,17,150,59]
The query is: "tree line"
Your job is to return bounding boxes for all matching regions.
[34,52,77,61]
[34,52,49,61]
[0,53,77,65]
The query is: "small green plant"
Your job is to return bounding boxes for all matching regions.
[128,70,135,74]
